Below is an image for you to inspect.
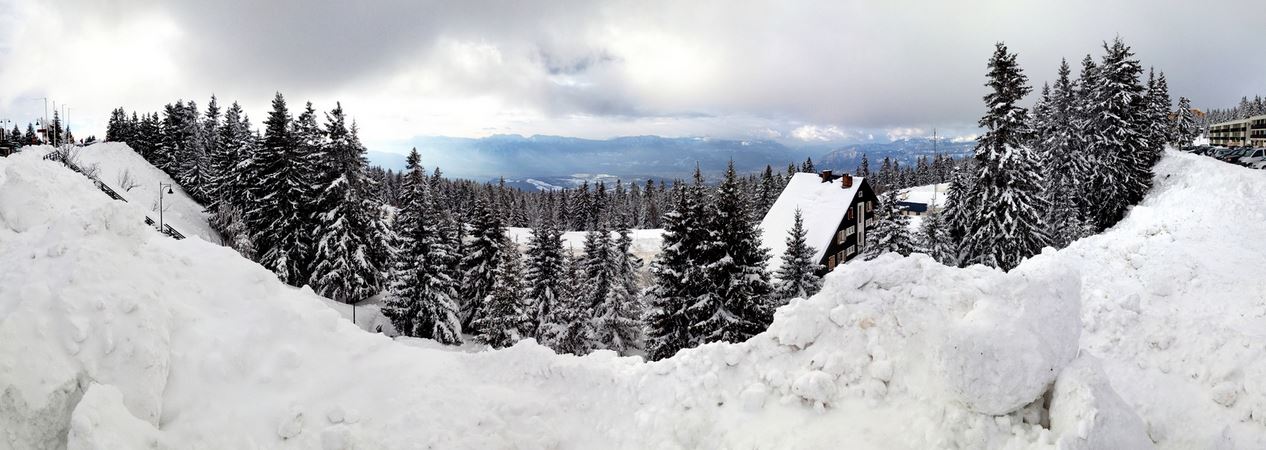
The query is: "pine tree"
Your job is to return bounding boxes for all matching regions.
[1042,59,1094,248]
[1089,38,1151,229]
[752,165,778,223]
[540,248,594,355]
[919,209,954,264]
[579,222,613,310]
[473,240,526,349]
[692,161,773,344]
[960,42,1050,271]
[592,226,644,354]
[644,170,709,360]
[251,93,312,285]
[1143,70,1171,166]
[863,189,917,259]
[523,218,566,340]
[1174,97,1199,147]
[858,153,871,177]
[801,157,816,173]
[308,104,385,304]
[380,147,465,342]
[459,193,505,331]
[773,209,822,301]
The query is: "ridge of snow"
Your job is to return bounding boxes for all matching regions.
[1,150,1265,447]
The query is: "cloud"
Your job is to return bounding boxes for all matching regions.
[791,124,850,142]
[2,0,1264,149]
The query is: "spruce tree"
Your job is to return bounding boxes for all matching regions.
[1174,97,1199,147]
[523,218,566,339]
[960,43,1050,271]
[309,104,385,304]
[644,171,708,360]
[473,241,526,349]
[579,222,614,310]
[540,248,594,355]
[592,226,644,354]
[692,161,773,344]
[459,193,505,330]
[382,149,462,344]
[919,209,955,264]
[1042,59,1094,248]
[863,189,916,260]
[773,209,822,301]
[251,93,312,285]
[1090,38,1150,229]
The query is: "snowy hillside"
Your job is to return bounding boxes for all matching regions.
[2,149,1266,448]
[25,143,222,243]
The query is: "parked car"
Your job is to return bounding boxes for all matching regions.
[1238,148,1266,167]
[1219,148,1251,163]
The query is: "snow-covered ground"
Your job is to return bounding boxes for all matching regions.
[22,143,222,243]
[2,149,1265,448]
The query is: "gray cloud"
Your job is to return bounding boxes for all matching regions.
[1,0,1263,146]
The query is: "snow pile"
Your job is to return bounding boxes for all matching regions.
[2,150,1264,448]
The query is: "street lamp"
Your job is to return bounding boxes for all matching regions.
[158,182,174,234]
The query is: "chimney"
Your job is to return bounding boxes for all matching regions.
[819,170,833,183]
[841,173,853,188]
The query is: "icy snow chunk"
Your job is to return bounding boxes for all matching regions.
[1211,382,1241,408]
[868,360,893,382]
[791,370,836,406]
[1049,356,1152,450]
[66,383,161,450]
[278,408,305,440]
[934,259,1080,416]
[740,383,768,411]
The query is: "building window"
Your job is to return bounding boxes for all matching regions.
[828,255,836,269]
[847,208,854,220]
[837,230,846,244]
[847,245,856,257]
[846,225,855,236]
[866,201,873,212]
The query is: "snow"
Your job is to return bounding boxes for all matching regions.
[30,143,221,243]
[759,172,866,272]
[3,149,1266,448]
[899,182,951,209]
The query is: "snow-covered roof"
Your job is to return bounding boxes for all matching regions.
[760,173,866,271]
[899,183,950,208]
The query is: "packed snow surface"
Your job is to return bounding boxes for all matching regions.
[2,150,1266,448]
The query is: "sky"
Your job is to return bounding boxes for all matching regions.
[1,0,1264,153]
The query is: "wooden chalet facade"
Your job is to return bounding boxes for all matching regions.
[759,170,877,276]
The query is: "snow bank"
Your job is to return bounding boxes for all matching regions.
[3,149,1266,448]
[1049,356,1152,450]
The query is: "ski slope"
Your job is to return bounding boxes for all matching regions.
[1,149,1265,448]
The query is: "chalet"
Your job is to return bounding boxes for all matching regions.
[760,170,877,276]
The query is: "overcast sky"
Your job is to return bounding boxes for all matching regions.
[1,0,1263,151]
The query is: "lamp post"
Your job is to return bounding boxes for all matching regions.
[158,182,174,234]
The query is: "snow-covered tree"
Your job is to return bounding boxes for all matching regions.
[1144,70,1172,166]
[1041,59,1094,248]
[308,104,385,304]
[523,218,566,340]
[864,189,916,260]
[919,209,954,263]
[540,248,595,355]
[459,193,505,330]
[773,209,822,301]
[251,93,313,285]
[473,240,526,349]
[1088,38,1150,229]
[592,226,644,354]
[383,148,462,344]
[961,43,1050,271]
[1174,96,1199,147]
[578,222,614,310]
[644,171,709,360]
[692,161,773,344]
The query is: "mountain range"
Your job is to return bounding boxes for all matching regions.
[368,135,975,190]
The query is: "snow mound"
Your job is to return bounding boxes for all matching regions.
[3,149,1266,448]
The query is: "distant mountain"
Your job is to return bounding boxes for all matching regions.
[817,138,975,173]
[372,134,818,180]
[365,134,976,185]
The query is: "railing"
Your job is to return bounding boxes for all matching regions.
[43,146,186,240]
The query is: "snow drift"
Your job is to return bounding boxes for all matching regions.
[2,148,1265,448]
